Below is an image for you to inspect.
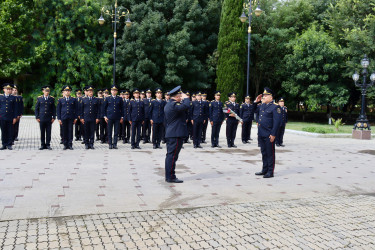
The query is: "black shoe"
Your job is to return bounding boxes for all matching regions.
[228,145,231,148]
[153,145,157,149]
[276,144,280,147]
[101,141,105,144]
[63,146,68,150]
[113,145,118,149]
[90,145,95,149]
[8,146,13,150]
[197,145,203,148]
[15,138,18,141]
[143,141,146,144]
[85,145,89,150]
[75,138,79,141]
[0,146,6,150]
[166,178,183,183]
[158,145,163,149]
[280,144,285,147]
[131,146,135,149]
[162,141,166,144]
[217,145,222,148]
[69,146,73,150]
[96,138,100,141]
[255,172,266,176]
[109,145,113,149]
[135,146,141,149]
[194,145,197,149]
[46,146,52,150]
[123,140,126,144]
[246,141,250,144]
[263,173,274,178]
[211,145,215,148]
[249,138,253,141]
[39,147,44,150]
[60,140,63,144]
[232,145,237,148]
[242,141,247,144]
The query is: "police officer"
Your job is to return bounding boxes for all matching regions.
[100,89,109,144]
[122,90,131,144]
[254,88,282,178]
[184,91,192,144]
[57,86,78,150]
[164,86,190,183]
[240,95,255,144]
[96,89,103,141]
[191,92,206,148]
[276,97,288,147]
[225,92,240,148]
[201,92,209,143]
[80,86,100,149]
[209,91,224,148]
[149,88,166,149]
[35,86,56,150]
[103,85,124,149]
[129,89,145,149]
[75,90,84,141]
[142,89,152,143]
[12,84,23,143]
[0,84,18,150]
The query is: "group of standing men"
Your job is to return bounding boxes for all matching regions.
[0,84,23,150]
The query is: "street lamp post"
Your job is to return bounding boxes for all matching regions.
[352,54,374,140]
[239,0,262,97]
[98,0,132,86]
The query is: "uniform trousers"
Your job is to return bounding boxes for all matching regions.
[211,121,222,146]
[40,121,52,147]
[0,120,13,147]
[226,119,238,146]
[131,121,142,147]
[259,136,276,175]
[202,119,208,142]
[165,137,183,181]
[276,124,286,145]
[61,119,74,147]
[13,119,20,140]
[75,119,83,139]
[100,118,107,142]
[122,120,131,142]
[241,121,252,142]
[142,119,151,141]
[152,123,163,146]
[84,121,96,145]
[193,120,203,146]
[107,119,120,146]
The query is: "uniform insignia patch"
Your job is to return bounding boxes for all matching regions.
[277,108,281,113]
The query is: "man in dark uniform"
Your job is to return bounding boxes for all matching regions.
[57,86,78,150]
[80,86,100,149]
[209,91,224,148]
[103,85,123,149]
[184,91,192,144]
[142,89,152,144]
[95,89,103,141]
[129,89,144,149]
[164,86,190,183]
[191,92,206,148]
[276,97,288,147]
[254,88,282,178]
[201,92,209,144]
[75,90,84,141]
[12,85,23,143]
[149,88,166,149]
[161,92,170,144]
[35,86,56,150]
[225,92,240,148]
[240,95,255,144]
[122,90,131,144]
[0,84,18,150]
[100,89,109,143]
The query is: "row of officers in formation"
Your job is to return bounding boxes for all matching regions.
[0,83,287,153]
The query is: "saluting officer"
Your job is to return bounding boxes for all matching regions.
[129,89,145,149]
[103,85,123,149]
[75,90,84,141]
[254,88,282,178]
[276,97,288,147]
[57,85,78,150]
[143,89,152,144]
[80,86,100,149]
[209,91,224,148]
[122,90,131,144]
[0,84,18,150]
[149,88,166,149]
[35,86,56,150]
[201,92,209,143]
[164,86,190,183]
[240,95,255,144]
[12,84,23,143]
[191,92,206,148]
[225,92,240,148]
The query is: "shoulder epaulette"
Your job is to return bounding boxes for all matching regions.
[38,95,43,98]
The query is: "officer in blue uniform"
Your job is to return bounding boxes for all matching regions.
[201,92,209,143]
[209,91,224,148]
[276,97,288,147]
[57,85,78,150]
[95,89,103,141]
[103,85,123,149]
[254,88,282,178]
[183,91,192,144]
[35,86,56,150]
[142,89,152,143]
[225,92,240,148]
[75,90,84,141]
[12,84,23,143]
[164,86,190,183]
[129,89,145,149]
[0,84,18,150]
[240,95,255,144]
[149,88,166,149]
[191,92,206,148]
[80,86,100,149]
[122,90,131,144]
[99,89,109,144]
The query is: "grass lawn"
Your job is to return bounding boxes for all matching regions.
[286,121,354,134]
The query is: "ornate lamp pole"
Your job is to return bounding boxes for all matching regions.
[239,0,263,97]
[352,55,374,139]
[98,0,132,85]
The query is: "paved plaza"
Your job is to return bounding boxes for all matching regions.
[1,116,375,249]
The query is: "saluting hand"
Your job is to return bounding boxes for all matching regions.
[255,94,262,103]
